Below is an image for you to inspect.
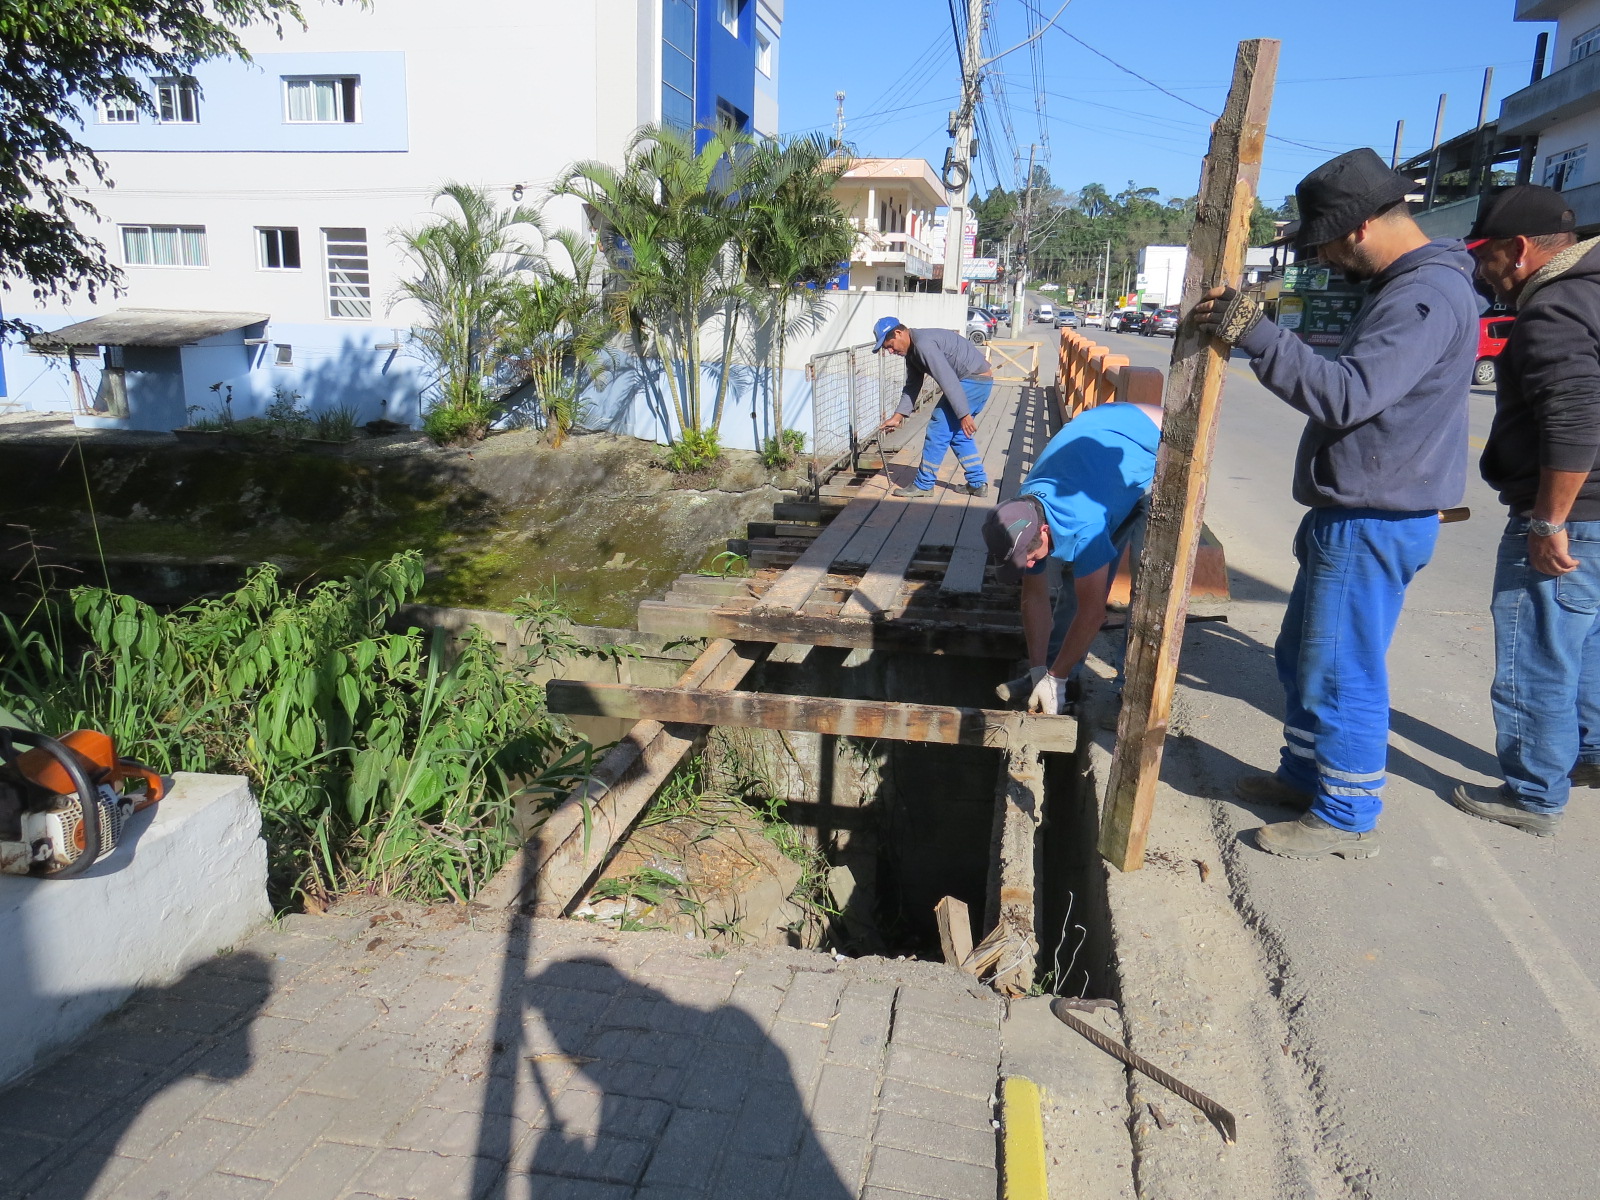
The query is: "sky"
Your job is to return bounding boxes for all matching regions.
[776,0,1553,207]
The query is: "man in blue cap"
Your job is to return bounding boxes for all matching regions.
[1189,147,1478,861]
[873,315,995,498]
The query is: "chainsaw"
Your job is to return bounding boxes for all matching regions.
[0,728,166,878]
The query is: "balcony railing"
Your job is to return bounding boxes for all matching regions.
[1499,53,1600,136]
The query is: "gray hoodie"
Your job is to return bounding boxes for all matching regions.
[893,327,993,419]
[1236,239,1478,512]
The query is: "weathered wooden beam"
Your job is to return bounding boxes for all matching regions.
[505,639,769,917]
[1101,39,1280,872]
[969,744,1046,996]
[545,679,1078,754]
[636,600,1026,658]
[935,896,977,974]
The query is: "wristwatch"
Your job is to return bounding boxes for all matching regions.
[1530,518,1566,537]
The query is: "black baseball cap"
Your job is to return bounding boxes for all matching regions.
[982,497,1046,584]
[1294,148,1415,251]
[1466,185,1577,249]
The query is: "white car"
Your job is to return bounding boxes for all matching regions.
[1036,303,1055,323]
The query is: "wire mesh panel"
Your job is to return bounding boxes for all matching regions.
[807,342,911,479]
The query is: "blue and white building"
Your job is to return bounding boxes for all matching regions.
[0,0,782,431]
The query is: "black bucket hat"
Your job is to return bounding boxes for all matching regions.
[1295,148,1415,251]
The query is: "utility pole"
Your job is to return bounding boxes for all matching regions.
[1012,143,1037,316]
[939,0,1074,295]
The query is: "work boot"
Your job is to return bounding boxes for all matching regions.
[1571,762,1600,789]
[1450,782,1563,837]
[1234,772,1314,812]
[893,484,934,498]
[1255,812,1379,860]
[964,482,989,498]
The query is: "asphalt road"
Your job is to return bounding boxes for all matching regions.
[1023,313,1600,1199]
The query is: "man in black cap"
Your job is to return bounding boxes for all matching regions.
[1188,148,1479,861]
[1453,185,1598,838]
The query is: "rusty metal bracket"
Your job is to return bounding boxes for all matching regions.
[1049,998,1238,1144]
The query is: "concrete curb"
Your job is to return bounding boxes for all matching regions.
[1000,1075,1050,1200]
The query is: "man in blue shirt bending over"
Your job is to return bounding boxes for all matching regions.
[983,400,1163,715]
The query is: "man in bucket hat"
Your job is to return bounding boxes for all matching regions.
[982,399,1163,715]
[1454,185,1597,838]
[873,316,996,498]
[1188,147,1479,860]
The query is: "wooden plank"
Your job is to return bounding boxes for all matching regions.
[935,896,977,973]
[545,679,1078,753]
[636,600,1027,658]
[1101,39,1279,873]
[970,744,1045,996]
[941,383,1024,593]
[508,638,768,917]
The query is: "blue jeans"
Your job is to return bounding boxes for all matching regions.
[1275,508,1439,832]
[913,377,993,490]
[1047,495,1150,683]
[1490,516,1600,813]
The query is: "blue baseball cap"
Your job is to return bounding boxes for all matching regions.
[871,316,902,353]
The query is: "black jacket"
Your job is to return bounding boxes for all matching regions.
[1481,237,1600,519]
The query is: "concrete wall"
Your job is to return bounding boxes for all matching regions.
[0,773,271,1086]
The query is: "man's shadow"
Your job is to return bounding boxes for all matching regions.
[3,950,272,1198]
[492,956,853,1196]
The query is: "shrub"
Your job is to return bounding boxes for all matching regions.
[423,398,496,446]
[664,427,721,474]
[760,429,805,470]
[0,551,593,908]
[311,404,361,442]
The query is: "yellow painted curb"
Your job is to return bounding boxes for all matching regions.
[1001,1075,1050,1200]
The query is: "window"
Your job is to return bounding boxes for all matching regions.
[715,98,748,132]
[98,95,139,124]
[121,224,208,267]
[1545,145,1587,191]
[258,227,302,270]
[662,0,696,130]
[756,29,773,76]
[1574,24,1600,64]
[154,77,199,124]
[324,228,372,319]
[719,0,739,35]
[274,344,294,367]
[284,76,360,123]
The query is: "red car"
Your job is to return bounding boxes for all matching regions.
[1476,314,1514,386]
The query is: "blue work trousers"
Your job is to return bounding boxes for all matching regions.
[1490,516,1600,813]
[1275,507,1439,832]
[913,377,993,490]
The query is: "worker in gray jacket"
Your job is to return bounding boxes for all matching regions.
[1191,147,1477,862]
[875,316,994,498]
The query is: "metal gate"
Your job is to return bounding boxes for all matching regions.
[806,342,909,479]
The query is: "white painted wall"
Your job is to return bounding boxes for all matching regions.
[0,773,271,1086]
[1555,0,1600,63]
[1537,107,1600,185]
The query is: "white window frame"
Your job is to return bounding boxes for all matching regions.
[1574,23,1600,64]
[153,77,200,124]
[120,224,208,268]
[1545,145,1587,192]
[323,227,372,320]
[98,95,139,125]
[257,227,302,271]
[719,0,739,36]
[283,75,362,124]
[756,28,773,76]
[274,344,294,367]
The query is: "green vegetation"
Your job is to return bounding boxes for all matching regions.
[663,426,722,475]
[759,429,806,471]
[0,550,594,908]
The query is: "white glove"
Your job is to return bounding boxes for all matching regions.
[1028,671,1071,716]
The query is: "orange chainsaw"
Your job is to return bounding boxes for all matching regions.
[0,728,166,878]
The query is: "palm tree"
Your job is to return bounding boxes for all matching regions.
[499,230,613,446]
[741,135,854,447]
[394,183,544,443]
[555,123,751,449]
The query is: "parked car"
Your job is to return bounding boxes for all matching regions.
[976,306,1006,331]
[965,308,993,344]
[1141,305,1180,337]
[1036,303,1056,323]
[1055,310,1081,329]
[1475,314,1514,385]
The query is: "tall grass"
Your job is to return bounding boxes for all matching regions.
[0,550,590,907]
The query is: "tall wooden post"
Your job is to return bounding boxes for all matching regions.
[1099,39,1280,871]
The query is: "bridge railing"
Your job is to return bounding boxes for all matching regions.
[1055,329,1165,420]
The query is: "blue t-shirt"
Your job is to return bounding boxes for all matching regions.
[1019,403,1160,575]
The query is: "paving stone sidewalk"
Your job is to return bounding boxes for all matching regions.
[1,907,1010,1200]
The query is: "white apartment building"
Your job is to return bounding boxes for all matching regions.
[0,0,783,431]
[1501,0,1600,228]
[828,159,945,292]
